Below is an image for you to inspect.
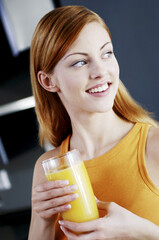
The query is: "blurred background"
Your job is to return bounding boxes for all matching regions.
[0,0,159,239]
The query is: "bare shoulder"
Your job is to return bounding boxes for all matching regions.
[32,146,61,188]
[146,126,159,187]
[146,126,159,157]
[36,146,61,167]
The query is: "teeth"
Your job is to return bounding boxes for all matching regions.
[88,83,109,93]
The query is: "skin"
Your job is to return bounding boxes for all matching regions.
[28,22,159,240]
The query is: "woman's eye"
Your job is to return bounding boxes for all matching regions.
[103,51,113,59]
[71,60,86,67]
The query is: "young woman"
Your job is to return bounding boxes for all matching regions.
[28,5,159,240]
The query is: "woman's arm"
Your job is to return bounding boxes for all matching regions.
[143,218,159,240]
[28,210,56,240]
[28,147,78,240]
[59,201,159,240]
[28,152,56,240]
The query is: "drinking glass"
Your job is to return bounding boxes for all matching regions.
[42,149,99,222]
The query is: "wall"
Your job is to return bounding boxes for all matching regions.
[61,0,159,120]
[0,1,159,239]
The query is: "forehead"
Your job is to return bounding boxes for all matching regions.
[65,22,111,53]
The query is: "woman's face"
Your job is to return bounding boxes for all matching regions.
[52,22,120,115]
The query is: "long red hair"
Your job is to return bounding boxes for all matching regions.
[30,6,158,147]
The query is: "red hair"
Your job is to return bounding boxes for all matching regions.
[30,6,158,147]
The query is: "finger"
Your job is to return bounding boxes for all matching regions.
[33,184,78,202]
[60,225,77,240]
[60,225,97,240]
[95,196,110,209]
[34,180,69,192]
[59,218,100,233]
[39,204,71,219]
[34,192,78,212]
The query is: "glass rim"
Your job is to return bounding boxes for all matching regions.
[41,149,79,166]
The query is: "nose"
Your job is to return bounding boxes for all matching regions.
[89,59,106,80]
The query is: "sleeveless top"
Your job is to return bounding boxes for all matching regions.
[56,122,159,239]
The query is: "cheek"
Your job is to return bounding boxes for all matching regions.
[55,69,73,90]
[112,58,120,77]
[57,75,80,97]
[108,60,120,87]
[53,65,74,90]
[60,71,86,92]
[109,59,120,92]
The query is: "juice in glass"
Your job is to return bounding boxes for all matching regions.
[42,150,99,222]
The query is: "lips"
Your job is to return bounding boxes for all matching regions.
[86,82,111,94]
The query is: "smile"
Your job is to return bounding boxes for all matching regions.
[88,83,109,93]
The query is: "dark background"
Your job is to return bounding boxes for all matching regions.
[60,0,159,119]
[0,0,159,239]
[1,0,159,118]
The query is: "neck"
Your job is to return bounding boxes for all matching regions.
[69,109,133,160]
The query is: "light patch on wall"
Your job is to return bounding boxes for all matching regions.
[0,0,54,56]
[0,169,12,190]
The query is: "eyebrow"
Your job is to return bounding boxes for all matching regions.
[63,41,111,60]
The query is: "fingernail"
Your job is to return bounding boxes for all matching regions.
[59,220,64,225]
[69,193,78,200]
[95,196,99,202]
[66,204,71,209]
[60,180,69,186]
[73,193,79,199]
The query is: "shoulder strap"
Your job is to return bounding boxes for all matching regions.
[137,124,159,195]
[138,123,151,161]
[60,135,70,155]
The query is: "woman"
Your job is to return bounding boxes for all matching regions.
[28,5,159,240]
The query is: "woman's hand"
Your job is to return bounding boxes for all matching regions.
[32,179,78,222]
[59,200,159,240]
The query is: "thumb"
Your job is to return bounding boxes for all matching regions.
[96,200,110,211]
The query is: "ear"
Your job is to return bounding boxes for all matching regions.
[37,71,60,92]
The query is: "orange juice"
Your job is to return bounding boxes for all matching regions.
[46,161,99,222]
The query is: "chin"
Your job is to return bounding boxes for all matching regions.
[91,100,115,113]
[89,105,114,114]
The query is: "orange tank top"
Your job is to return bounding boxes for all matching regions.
[56,122,159,239]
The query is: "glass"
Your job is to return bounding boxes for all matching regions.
[42,149,99,222]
